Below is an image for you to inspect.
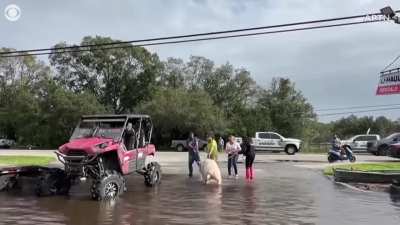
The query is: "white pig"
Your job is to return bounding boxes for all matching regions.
[200,159,222,185]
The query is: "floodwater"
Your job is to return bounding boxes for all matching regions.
[1,162,400,225]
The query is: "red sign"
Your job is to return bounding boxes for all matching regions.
[376,68,400,95]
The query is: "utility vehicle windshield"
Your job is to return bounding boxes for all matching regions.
[70,120,125,140]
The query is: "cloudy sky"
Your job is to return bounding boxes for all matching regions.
[1,0,400,122]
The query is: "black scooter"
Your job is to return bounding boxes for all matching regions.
[328,145,356,163]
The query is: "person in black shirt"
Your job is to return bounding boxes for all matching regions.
[239,137,256,180]
[187,132,200,177]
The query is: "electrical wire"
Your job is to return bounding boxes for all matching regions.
[287,103,400,116]
[317,106,400,117]
[315,103,400,111]
[381,54,400,72]
[0,11,392,56]
[0,20,383,58]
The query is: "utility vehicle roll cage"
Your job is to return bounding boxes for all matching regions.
[76,114,153,144]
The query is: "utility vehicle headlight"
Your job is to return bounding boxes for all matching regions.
[98,143,108,149]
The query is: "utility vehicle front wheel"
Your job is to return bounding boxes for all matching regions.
[90,170,124,201]
[144,162,162,187]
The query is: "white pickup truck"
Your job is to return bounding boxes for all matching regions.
[0,139,15,149]
[341,134,380,152]
[170,139,208,152]
[251,132,301,155]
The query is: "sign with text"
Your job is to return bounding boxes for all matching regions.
[376,68,400,95]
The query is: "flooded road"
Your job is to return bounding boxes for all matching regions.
[1,162,400,225]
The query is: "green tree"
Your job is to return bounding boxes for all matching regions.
[0,50,105,147]
[0,48,50,88]
[0,80,105,148]
[227,107,272,137]
[49,36,163,113]
[0,50,50,141]
[257,78,316,137]
[139,88,226,145]
[35,79,106,147]
[185,56,214,90]
[159,57,186,88]
[203,64,256,118]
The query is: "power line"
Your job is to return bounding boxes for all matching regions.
[0,20,383,58]
[382,54,400,71]
[287,104,400,116]
[317,106,400,117]
[0,11,391,56]
[315,103,400,111]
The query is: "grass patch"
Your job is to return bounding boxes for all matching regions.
[0,155,55,166]
[324,162,400,176]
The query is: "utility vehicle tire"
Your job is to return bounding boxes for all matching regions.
[144,162,162,187]
[285,145,297,155]
[176,144,185,152]
[0,175,17,191]
[35,169,70,196]
[90,170,124,201]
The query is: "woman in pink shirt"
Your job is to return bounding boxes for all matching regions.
[225,135,241,178]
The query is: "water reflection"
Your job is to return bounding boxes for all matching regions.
[0,163,399,225]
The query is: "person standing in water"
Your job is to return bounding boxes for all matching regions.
[225,135,241,178]
[187,132,201,177]
[207,134,219,161]
[239,137,256,180]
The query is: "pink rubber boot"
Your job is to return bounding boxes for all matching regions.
[250,166,254,180]
[245,167,250,179]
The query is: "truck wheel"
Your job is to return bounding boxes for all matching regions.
[90,170,124,201]
[378,145,388,156]
[285,145,297,155]
[176,144,185,152]
[144,162,162,187]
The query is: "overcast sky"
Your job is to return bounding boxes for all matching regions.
[1,0,400,122]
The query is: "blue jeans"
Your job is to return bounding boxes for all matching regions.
[228,154,238,175]
[188,151,200,176]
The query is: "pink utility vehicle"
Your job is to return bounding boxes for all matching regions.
[0,114,162,200]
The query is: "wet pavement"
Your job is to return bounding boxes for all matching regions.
[1,161,400,225]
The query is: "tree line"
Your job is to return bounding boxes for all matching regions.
[1,36,399,148]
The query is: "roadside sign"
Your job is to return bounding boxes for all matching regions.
[376,68,400,95]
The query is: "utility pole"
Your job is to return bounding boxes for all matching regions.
[380,6,400,24]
